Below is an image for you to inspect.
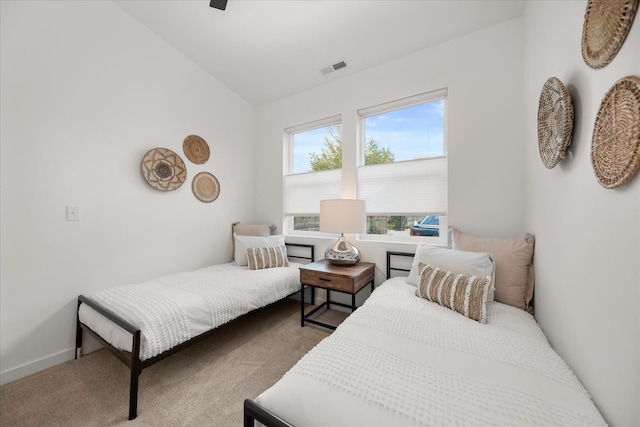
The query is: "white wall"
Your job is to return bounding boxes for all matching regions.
[4,2,635,424]
[0,1,256,384]
[255,18,525,280]
[523,2,639,426]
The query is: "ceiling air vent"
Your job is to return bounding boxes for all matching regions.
[320,60,348,76]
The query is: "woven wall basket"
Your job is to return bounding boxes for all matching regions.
[183,135,210,164]
[582,0,638,69]
[141,148,187,191]
[192,172,220,203]
[591,76,640,189]
[537,77,574,169]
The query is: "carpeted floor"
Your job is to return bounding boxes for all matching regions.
[0,299,339,427]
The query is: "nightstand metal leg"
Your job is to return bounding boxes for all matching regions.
[300,284,305,327]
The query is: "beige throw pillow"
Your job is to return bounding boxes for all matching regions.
[232,223,271,237]
[416,262,492,323]
[451,228,535,312]
[247,245,289,270]
[231,222,271,261]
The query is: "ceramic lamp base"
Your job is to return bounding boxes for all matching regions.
[325,235,360,266]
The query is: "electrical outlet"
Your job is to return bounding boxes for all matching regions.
[67,206,80,221]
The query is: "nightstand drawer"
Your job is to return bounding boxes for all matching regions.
[300,270,354,292]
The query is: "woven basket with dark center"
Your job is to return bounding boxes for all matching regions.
[537,77,574,169]
[192,172,220,203]
[591,76,640,189]
[183,135,210,164]
[582,0,638,69]
[141,148,187,191]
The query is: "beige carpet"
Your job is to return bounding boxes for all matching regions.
[0,299,342,427]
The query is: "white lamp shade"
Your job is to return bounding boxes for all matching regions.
[320,199,366,233]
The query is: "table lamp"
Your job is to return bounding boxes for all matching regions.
[320,199,366,266]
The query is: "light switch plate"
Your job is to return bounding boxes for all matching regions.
[67,206,80,221]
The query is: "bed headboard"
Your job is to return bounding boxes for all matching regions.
[386,251,415,279]
[285,243,315,264]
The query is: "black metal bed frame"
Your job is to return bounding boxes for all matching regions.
[243,250,415,427]
[75,243,315,421]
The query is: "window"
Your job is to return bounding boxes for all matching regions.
[284,116,342,233]
[358,89,447,241]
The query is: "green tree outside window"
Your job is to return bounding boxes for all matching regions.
[306,124,399,234]
[308,124,394,172]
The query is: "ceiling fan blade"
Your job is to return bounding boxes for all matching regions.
[209,0,227,10]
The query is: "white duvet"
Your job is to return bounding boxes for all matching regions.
[256,277,606,426]
[79,262,302,361]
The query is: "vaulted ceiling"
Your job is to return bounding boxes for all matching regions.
[114,0,525,107]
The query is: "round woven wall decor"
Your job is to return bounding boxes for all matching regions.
[581,0,638,69]
[141,148,187,191]
[591,76,640,189]
[192,172,220,203]
[537,77,574,169]
[183,135,210,164]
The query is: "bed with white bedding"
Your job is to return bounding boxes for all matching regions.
[76,242,313,420]
[244,246,606,427]
[78,262,303,361]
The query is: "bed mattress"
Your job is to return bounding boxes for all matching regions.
[255,277,606,426]
[79,262,302,361]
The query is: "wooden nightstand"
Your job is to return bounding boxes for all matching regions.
[300,259,375,330]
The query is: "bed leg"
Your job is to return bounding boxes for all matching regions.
[244,409,255,427]
[243,399,294,427]
[129,330,141,420]
[75,298,83,359]
[129,369,139,420]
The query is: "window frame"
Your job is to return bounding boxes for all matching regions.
[356,88,448,244]
[283,115,342,236]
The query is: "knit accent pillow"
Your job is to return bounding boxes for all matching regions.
[247,245,289,270]
[415,262,492,323]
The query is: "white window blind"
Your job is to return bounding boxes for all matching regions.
[358,157,447,215]
[284,169,342,215]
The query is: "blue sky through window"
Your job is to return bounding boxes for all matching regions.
[292,126,340,174]
[364,99,444,163]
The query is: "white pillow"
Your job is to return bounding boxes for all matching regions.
[407,243,496,301]
[233,234,286,266]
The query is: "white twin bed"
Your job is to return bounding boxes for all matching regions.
[76,236,314,420]
[78,261,303,361]
[245,230,607,427]
[248,277,606,426]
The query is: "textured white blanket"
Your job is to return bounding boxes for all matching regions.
[256,277,606,426]
[79,262,301,361]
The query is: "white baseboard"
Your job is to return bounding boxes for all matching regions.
[0,347,76,386]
